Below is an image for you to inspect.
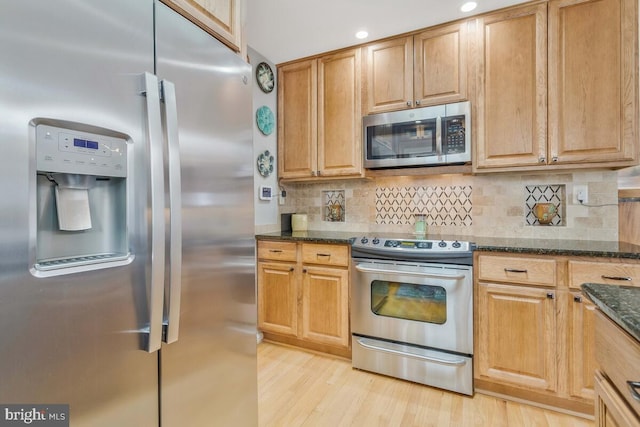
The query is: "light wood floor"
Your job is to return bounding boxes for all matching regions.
[258,342,595,427]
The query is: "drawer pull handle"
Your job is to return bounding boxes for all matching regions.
[601,275,632,281]
[317,253,331,257]
[269,249,283,253]
[504,268,528,273]
[627,381,640,402]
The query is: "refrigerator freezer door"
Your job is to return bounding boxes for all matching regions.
[154,3,257,426]
[0,1,160,426]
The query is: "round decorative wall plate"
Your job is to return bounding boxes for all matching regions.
[256,105,275,135]
[256,62,275,93]
[257,149,274,177]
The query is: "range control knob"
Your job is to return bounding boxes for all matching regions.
[372,237,380,245]
[452,241,461,248]
[387,240,399,247]
[360,237,369,244]
[438,240,447,248]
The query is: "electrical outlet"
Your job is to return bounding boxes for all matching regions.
[573,184,588,204]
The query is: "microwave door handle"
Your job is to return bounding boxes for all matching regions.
[435,115,442,159]
[160,79,182,345]
[141,72,165,353]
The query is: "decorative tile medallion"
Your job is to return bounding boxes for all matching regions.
[323,190,345,222]
[525,184,565,226]
[375,186,473,226]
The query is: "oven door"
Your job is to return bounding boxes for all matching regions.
[351,259,473,355]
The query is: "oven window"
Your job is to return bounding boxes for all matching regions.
[371,280,447,324]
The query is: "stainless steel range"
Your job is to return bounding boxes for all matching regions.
[350,236,475,395]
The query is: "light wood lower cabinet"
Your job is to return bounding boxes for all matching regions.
[594,310,640,426]
[301,265,349,348]
[475,252,604,415]
[257,240,350,357]
[477,282,557,392]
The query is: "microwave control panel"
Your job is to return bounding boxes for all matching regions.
[443,116,466,154]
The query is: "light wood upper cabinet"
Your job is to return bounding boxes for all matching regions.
[363,21,469,114]
[414,22,469,107]
[474,3,548,169]
[475,0,638,172]
[161,0,243,52]
[278,59,317,179]
[548,0,638,166]
[278,48,362,180]
[318,49,363,177]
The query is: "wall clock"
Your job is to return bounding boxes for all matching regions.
[256,62,275,93]
[256,105,275,135]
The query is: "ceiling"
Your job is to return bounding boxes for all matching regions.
[245,0,530,65]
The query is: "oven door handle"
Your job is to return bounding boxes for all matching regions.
[355,338,468,366]
[354,264,466,281]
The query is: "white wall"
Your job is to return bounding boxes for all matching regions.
[248,47,280,233]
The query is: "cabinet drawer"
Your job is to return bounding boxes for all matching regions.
[477,254,556,286]
[595,310,640,417]
[257,240,297,262]
[568,260,640,289]
[301,243,349,267]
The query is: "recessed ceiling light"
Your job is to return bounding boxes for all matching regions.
[460,1,477,12]
[355,30,369,40]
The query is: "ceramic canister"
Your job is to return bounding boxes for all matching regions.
[291,214,308,231]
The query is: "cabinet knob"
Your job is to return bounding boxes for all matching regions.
[551,156,558,162]
[573,295,582,303]
[406,101,412,107]
[539,156,546,163]
[415,100,421,106]
[289,267,294,272]
[547,292,555,300]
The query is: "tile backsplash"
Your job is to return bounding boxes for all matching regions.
[279,170,619,241]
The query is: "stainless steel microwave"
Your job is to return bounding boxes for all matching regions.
[363,101,470,169]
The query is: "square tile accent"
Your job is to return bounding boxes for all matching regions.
[375,186,472,226]
[525,184,565,226]
[323,190,345,222]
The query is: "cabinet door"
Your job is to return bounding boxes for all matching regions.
[301,266,349,348]
[474,4,547,169]
[277,59,317,179]
[161,0,242,51]
[414,22,468,106]
[257,261,298,336]
[568,292,598,401]
[476,282,557,392]
[363,36,413,114]
[595,371,640,427]
[548,0,638,166]
[318,48,363,177]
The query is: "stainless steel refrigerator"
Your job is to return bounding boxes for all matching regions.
[0,1,257,426]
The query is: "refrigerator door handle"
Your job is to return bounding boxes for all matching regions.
[161,79,182,344]
[142,72,166,353]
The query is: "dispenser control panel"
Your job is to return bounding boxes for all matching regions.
[36,124,127,178]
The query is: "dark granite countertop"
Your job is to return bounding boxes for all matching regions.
[256,231,640,260]
[582,283,640,343]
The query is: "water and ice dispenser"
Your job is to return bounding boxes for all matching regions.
[33,123,131,275]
